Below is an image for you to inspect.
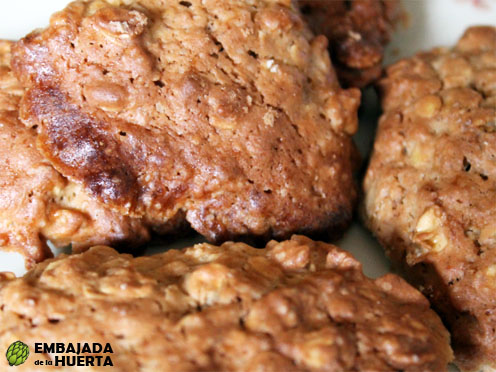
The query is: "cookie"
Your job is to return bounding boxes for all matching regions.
[0,40,149,266]
[364,26,496,371]
[12,0,360,243]
[0,235,453,371]
[298,0,401,87]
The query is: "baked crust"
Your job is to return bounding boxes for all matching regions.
[364,26,496,371]
[298,0,401,87]
[12,0,360,243]
[0,235,452,371]
[0,40,149,267]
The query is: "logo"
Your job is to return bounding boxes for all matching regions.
[34,343,113,367]
[6,341,29,367]
[5,341,114,368]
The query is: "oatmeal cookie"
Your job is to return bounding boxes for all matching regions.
[0,235,452,371]
[364,26,496,371]
[0,40,149,267]
[12,0,360,243]
[298,0,401,87]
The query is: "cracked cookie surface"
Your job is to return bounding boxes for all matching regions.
[364,26,496,371]
[12,0,360,243]
[0,40,149,266]
[0,235,452,371]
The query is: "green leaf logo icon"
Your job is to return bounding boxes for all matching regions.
[5,341,29,366]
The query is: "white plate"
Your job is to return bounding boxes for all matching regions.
[0,0,494,282]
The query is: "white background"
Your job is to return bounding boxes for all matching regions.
[0,0,495,278]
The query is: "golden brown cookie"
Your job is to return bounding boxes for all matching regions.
[0,235,452,371]
[298,0,401,87]
[0,40,149,267]
[364,26,496,371]
[12,0,360,244]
